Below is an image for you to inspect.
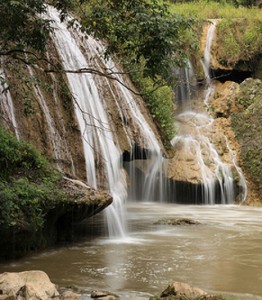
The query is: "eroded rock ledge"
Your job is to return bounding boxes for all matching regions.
[0,177,112,260]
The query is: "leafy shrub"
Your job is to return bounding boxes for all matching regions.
[128,58,176,143]
[0,127,56,179]
[0,127,64,232]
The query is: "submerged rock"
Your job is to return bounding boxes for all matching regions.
[91,290,119,299]
[150,282,227,300]
[154,218,200,226]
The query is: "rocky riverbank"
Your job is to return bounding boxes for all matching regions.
[0,271,238,300]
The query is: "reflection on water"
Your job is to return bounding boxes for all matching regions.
[0,203,262,300]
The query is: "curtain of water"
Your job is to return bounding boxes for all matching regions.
[48,6,168,236]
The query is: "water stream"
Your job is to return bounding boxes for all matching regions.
[0,203,261,300]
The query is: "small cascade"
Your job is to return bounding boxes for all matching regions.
[0,68,20,139]
[203,20,217,105]
[174,60,197,111]
[170,20,247,204]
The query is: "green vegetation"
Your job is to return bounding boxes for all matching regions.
[74,0,196,142]
[231,79,262,196]
[0,0,197,144]
[216,19,262,67]
[0,126,65,232]
[0,0,79,53]
[132,70,175,142]
[168,0,262,20]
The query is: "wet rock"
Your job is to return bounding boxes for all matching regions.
[209,81,239,118]
[161,282,206,298]
[61,290,82,300]
[91,290,119,299]
[0,271,59,300]
[149,282,231,300]
[154,218,200,226]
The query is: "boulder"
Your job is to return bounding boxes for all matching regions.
[61,290,82,300]
[160,282,206,298]
[149,282,229,300]
[0,271,59,300]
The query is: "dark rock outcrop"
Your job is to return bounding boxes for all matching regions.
[0,177,112,259]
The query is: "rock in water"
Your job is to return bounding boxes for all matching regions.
[160,282,206,298]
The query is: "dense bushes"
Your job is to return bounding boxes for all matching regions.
[0,127,64,232]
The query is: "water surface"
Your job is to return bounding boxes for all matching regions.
[0,203,261,299]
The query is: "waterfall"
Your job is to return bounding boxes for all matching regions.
[174,60,197,111]
[171,20,247,204]
[0,68,20,139]
[48,6,165,237]
[203,20,217,106]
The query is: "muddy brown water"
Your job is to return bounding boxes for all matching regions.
[0,202,262,299]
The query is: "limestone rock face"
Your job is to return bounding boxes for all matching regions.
[61,290,82,300]
[0,271,59,300]
[167,111,238,185]
[209,81,239,118]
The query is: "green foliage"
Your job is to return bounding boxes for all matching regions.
[73,0,194,143]
[0,127,65,232]
[79,0,191,79]
[142,79,175,141]
[168,0,262,20]
[128,58,176,142]
[0,0,51,52]
[0,127,52,178]
[216,19,262,67]
[0,0,82,53]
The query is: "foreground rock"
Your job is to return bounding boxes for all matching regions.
[150,282,228,300]
[0,271,59,300]
[0,271,120,300]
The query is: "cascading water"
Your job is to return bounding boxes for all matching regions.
[203,20,217,105]
[174,60,197,112]
[48,6,165,237]
[0,67,20,139]
[171,20,247,204]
